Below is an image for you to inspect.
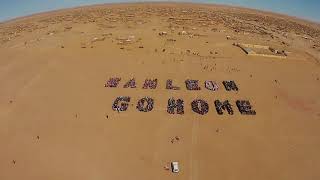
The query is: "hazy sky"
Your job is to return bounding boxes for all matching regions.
[0,0,319,22]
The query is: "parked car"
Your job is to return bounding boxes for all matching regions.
[171,162,179,173]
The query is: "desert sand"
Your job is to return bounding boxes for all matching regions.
[1,2,320,180]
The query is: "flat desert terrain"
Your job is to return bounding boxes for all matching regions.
[1,2,320,180]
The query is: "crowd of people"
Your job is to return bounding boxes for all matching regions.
[236,100,256,115]
[112,96,130,112]
[191,99,209,115]
[111,96,256,115]
[167,98,184,114]
[105,77,239,92]
[136,97,154,112]
[214,100,234,115]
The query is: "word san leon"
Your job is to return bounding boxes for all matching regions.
[105,77,256,115]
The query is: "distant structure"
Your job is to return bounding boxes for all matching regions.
[233,43,287,59]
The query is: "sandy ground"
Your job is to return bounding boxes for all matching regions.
[1,2,320,180]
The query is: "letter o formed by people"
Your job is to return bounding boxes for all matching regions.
[191,99,209,115]
[136,97,154,112]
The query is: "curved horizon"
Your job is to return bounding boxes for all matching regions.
[0,0,319,23]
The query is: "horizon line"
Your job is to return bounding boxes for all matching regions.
[1,1,319,25]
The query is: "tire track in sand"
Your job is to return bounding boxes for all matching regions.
[189,117,199,180]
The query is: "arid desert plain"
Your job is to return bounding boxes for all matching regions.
[1,2,320,180]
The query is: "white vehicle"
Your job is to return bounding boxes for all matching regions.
[171,162,179,173]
